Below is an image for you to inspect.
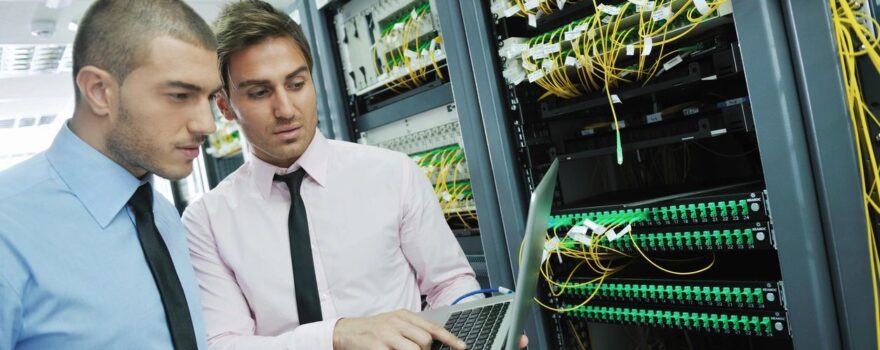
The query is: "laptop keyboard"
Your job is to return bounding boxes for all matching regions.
[432,301,510,350]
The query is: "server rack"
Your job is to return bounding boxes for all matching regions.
[307,0,877,349]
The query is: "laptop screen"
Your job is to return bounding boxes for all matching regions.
[504,159,559,349]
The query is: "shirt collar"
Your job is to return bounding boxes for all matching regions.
[251,130,330,199]
[46,121,146,228]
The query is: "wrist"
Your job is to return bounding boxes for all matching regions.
[331,317,345,350]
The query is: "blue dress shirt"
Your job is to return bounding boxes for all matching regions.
[0,122,208,350]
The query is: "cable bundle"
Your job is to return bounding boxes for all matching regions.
[830,0,880,345]
[503,0,728,164]
[372,3,445,93]
[412,144,477,227]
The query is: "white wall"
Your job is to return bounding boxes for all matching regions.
[0,72,74,170]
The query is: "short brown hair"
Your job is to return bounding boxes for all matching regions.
[214,0,313,93]
[73,0,216,96]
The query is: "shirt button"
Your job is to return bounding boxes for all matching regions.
[311,244,316,250]
[320,293,328,301]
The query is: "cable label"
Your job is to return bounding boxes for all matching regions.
[542,59,555,72]
[605,225,632,241]
[652,5,671,21]
[598,4,621,16]
[642,36,653,56]
[693,0,711,15]
[637,1,656,12]
[504,5,520,17]
[567,226,592,246]
[663,55,683,71]
[524,0,540,11]
[582,219,608,233]
[542,236,562,264]
[528,70,545,82]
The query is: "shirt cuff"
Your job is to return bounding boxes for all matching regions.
[290,317,341,350]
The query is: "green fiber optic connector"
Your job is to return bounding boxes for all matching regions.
[700,313,711,328]
[761,317,773,334]
[713,231,724,246]
[673,311,683,327]
[681,286,693,301]
[718,201,728,216]
[647,285,657,299]
[738,316,750,332]
[744,288,755,303]
[709,314,719,329]
[745,229,756,245]
[622,284,633,298]
[680,312,692,328]
[711,287,722,302]
[723,230,734,245]
[732,287,743,303]
[749,316,761,333]
[734,229,745,245]
[697,202,707,219]
[719,314,730,330]
[729,315,741,331]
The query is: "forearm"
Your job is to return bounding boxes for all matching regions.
[207,319,339,350]
[425,270,483,307]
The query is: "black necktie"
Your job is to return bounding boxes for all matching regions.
[274,169,323,324]
[129,184,198,349]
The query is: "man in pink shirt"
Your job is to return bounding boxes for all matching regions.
[182,1,483,349]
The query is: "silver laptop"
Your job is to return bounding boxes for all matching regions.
[422,159,559,350]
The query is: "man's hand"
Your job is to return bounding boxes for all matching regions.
[333,309,467,350]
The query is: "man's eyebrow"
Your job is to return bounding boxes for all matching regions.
[236,79,270,90]
[163,80,205,92]
[286,66,309,80]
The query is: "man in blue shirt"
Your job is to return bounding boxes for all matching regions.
[0,1,222,349]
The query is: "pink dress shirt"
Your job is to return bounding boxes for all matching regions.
[182,131,481,350]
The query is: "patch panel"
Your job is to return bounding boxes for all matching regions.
[332,0,445,96]
[550,191,768,228]
[500,0,733,87]
[556,279,784,310]
[554,221,774,252]
[412,145,470,184]
[560,304,789,338]
[598,222,774,252]
[358,104,462,156]
[490,0,584,20]
[375,121,461,156]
